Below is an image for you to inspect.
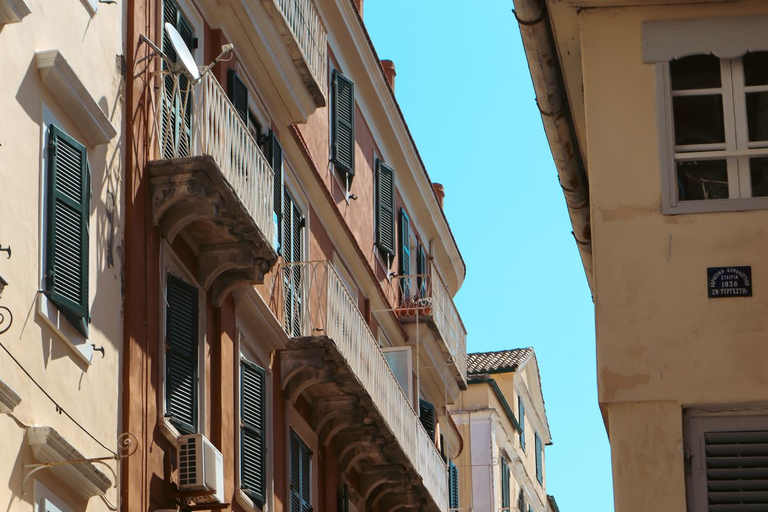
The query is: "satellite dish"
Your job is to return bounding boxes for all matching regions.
[164,22,200,80]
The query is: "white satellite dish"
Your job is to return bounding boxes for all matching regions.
[164,22,200,80]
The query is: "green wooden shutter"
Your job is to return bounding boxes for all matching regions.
[416,243,427,298]
[269,132,283,253]
[228,69,249,124]
[161,0,194,158]
[46,125,90,337]
[419,399,436,440]
[518,490,525,512]
[165,274,198,434]
[331,70,355,180]
[283,192,303,337]
[519,398,526,451]
[375,161,395,258]
[535,433,543,484]
[399,209,411,297]
[290,430,312,512]
[241,359,266,504]
[501,459,510,509]
[449,460,459,509]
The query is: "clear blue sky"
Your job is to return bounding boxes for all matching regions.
[364,2,614,511]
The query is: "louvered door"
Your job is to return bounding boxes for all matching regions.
[165,274,198,434]
[46,125,89,337]
[282,191,303,337]
[399,208,411,298]
[162,0,194,158]
[290,430,312,512]
[241,359,266,504]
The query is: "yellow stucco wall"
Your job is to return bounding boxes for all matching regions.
[0,1,123,510]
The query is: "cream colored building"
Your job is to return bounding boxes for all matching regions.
[513,0,768,511]
[450,349,554,512]
[0,2,124,512]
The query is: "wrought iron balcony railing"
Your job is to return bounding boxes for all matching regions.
[155,71,275,247]
[387,270,468,386]
[271,261,448,511]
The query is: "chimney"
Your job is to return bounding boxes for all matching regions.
[380,60,396,91]
[353,0,363,16]
[432,183,445,209]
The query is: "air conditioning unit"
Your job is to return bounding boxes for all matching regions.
[177,434,224,504]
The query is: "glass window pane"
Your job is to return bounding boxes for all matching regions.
[744,52,768,86]
[677,160,729,201]
[746,92,768,141]
[670,55,721,90]
[750,158,768,197]
[673,95,725,145]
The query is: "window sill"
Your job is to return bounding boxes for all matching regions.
[236,490,266,512]
[36,294,93,365]
[157,416,184,445]
[0,0,30,25]
[664,196,768,215]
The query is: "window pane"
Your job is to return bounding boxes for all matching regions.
[744,52,768,86]
[673,95,725,145]
[677,160,729,200]
[746,92,768,141]
[750,158,768,197]
[670,55,721,90]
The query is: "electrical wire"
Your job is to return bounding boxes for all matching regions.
[0,339,117,455]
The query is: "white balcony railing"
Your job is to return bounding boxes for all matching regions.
[155,72,275,245]
[273,261,448,511]
[273,0,327,97]
[387,270,468,385]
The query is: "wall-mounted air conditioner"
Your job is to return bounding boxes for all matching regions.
[177,434,224,504]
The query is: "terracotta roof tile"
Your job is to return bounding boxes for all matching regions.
[467,348,533,374]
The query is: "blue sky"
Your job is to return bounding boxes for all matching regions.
[364,2,614,511]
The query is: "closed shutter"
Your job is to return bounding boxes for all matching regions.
[339,484,349,512]
[416,243,427,298]
[290,430,312,512]
[46,125,89,337]
[519,398,526,451]
[535,433,543,484]
[449,460,459,510]
[161,0,194,158]
[419,399,436,441]
[517,490,525,512]
[165,274,198,434]
[269,132,283,253]
[283,192,303,337]
[399,209,411,297]
[241,359,266,504]
[331,70,355,180]
[227,69,249,124]
[501,459,510,509]
[375,161,395,258]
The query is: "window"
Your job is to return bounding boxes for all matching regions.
[164,273,199,434]
[161,0,195,158]
[685,411,768,511]
[419,398,436,441]
[518,397,525,451]
[398,208,411,296]
[282,190,303,337]
[45,124,90,337]
[416,243,427,298]
[331,70,355,185]
[375,160,395,260]
[290,430,312,512]
[535,433,543,484]
[269,132,284,253]
[500,458,511,511]
[448,460,459,510]
[644,16,768,213]
[382,346,413,402]
[240,358,266,505]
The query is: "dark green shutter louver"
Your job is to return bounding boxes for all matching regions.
[241,360,266,504]
[399,209,411,297]
[269,132,283,253]
[46,125,90,337]
[290,430,312,512]
[501,459,511,509]
[283,192,303,337]
[535,433,543,484]
[519,398,526,451]
[162,0,194,158]
[416,243,427,298]
[449,461,459,510]
[375,161,395,258]
[165,274,198,434]
[419,399,436,440]
[228,69,249,124]
[331,70,355,181]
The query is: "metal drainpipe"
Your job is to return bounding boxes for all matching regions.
[512,0,594,292]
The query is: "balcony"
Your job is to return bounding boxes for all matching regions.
[262,0,327,107]
[387,270,468,388]
[272,261,448,512]
[148,72,278,305]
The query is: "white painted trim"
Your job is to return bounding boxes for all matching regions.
[0,0,30,24]
[35,51,116,146]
